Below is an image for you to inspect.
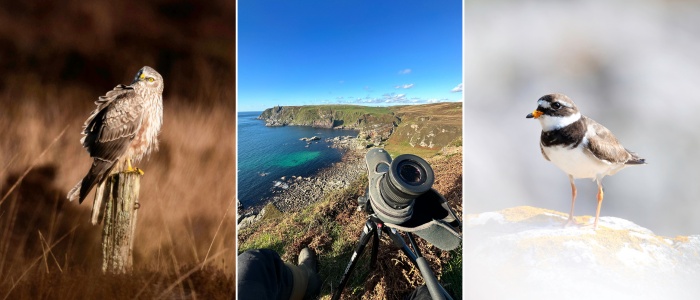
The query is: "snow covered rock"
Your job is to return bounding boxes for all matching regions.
[464,206,700,300]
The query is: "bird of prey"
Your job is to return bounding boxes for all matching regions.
[67,66,164,204]
[526,93,645,229]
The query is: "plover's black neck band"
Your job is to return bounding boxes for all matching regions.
[541,117,587,148]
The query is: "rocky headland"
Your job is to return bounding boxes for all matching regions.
[257,103,462,149]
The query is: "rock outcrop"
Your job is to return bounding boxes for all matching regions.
[299,136,320,142]
[464,206,700,300]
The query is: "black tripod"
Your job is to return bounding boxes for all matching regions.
[331,214,453,300]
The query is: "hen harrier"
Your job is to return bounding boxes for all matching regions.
[68,66,164,204]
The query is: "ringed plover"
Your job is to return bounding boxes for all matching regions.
[526,93,645,230]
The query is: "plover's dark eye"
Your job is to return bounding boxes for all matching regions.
[552,102,562,109]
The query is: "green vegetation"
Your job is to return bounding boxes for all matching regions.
[449,137,463,147]
[385,102,462,155]
[383,141,443,158]
[441,248,463,297]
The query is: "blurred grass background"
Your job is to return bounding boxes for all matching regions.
[464,0,700,236]
[0,0,235,298]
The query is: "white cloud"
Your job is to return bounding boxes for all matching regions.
[398,68,412,75]
[330,93,457,106]
[395,83,414,89]
[451,83,463,93]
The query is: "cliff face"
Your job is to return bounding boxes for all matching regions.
[258,103,462,151]
[464,206,700,300]
[258,105,396,128]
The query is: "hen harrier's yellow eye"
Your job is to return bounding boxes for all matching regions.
[148,77,154,82]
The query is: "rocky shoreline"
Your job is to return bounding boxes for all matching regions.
[238,136,368,227]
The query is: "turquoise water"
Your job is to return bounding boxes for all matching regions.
[273,151,322,167]
[237,111,357,209]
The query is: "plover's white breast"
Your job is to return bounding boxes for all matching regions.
[543,137,618,179]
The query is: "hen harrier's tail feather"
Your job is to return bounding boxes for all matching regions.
[67,159,116,204]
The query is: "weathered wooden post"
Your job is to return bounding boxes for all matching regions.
[91,171,141,273]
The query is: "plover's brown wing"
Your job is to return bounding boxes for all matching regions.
[583,116,635,164]
[623,149,646,165]
[539,142,550,161]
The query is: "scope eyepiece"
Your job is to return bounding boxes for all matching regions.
[379,155,434,209]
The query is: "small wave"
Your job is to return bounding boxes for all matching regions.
[272,180,289,189]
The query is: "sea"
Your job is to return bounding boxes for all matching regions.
[237,111,358,209]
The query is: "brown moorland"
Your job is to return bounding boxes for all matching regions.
[0,1,235,298]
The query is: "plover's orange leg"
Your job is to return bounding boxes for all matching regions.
[593,178,604,230]
[565,175,579,227]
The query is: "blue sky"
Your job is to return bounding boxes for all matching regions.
[237,0,463,112]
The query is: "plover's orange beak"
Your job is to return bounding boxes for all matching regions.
[526,110,543,119]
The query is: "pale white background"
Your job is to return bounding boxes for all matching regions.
[464,0,700,237]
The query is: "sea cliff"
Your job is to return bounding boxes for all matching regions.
[258,103,462,153]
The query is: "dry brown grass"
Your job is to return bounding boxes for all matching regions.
[0,82,235,298]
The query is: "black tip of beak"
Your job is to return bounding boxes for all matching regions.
[526,113,534,119]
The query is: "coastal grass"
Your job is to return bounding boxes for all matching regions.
[441,248,462,297]
[384,102,462,158]
[238,152,463,299]
[238,175,369,298]
[383,141,442,158]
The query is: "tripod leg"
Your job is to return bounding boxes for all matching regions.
[370,223,379,268]
[416,257,448,300]
[332,220,377,300]
[387,229,452,300]
[407,232,422,258]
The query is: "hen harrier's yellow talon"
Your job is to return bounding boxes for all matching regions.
[124,158,143,175]
[124,166,144,175]
[126,158,135,172]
